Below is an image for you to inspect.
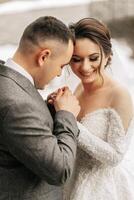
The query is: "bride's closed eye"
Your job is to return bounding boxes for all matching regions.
[71,55,100,63]
[89,56,99,62]
[71,57,81,63]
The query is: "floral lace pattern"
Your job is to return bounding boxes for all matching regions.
[63,109,134,200]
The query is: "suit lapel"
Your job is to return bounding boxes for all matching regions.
[0,64,44,102]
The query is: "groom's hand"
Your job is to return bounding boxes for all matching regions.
[53,87,80,118]
[47,91,57,105]
[47,87,71,104]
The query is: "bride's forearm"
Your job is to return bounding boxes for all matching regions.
[77,122,127,166]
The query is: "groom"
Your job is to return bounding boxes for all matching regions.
[0,16,80,199]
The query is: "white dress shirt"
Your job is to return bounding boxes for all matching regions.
[5,58,34,85]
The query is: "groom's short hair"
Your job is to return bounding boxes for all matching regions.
[19,16,74,52]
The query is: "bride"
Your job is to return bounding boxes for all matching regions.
[47,17,134,200]
[62,18,134,200]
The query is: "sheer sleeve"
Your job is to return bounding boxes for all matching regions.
[77,109,134,167]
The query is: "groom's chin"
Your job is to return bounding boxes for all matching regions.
[39,86,46,90]
[35,82,46,90]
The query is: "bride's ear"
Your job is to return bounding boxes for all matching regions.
[37,49,51,67]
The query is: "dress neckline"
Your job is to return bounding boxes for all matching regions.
[79,108,134,134]
[80,108,116,122]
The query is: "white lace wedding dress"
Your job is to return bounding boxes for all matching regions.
[63,108,134,200]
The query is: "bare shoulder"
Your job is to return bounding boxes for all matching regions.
[111,83,134,130]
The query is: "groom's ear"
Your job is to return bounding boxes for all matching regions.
[37,49,51,67]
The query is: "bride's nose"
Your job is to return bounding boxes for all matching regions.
[80,59,93,72]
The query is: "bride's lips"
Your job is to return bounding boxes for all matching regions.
[79,70,95,77]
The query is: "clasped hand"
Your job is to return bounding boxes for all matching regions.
[47,86,80,118]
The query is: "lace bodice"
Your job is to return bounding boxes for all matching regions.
[77,108,134,167]
[63,108,134,200]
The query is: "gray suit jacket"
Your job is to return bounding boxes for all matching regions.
[0,64,79,200]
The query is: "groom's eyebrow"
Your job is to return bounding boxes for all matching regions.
[61,62,70,68]
[72,55,82,58]
[72,55,79,57]
[64,62,70,66]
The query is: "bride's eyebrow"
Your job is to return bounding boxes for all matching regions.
[72,53,99,57]
[89,53,99,56]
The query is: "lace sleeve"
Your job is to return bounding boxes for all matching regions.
[77,109,134,166]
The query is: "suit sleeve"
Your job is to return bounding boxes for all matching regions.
[2,102,79,186]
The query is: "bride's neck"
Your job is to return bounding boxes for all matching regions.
[82,74,109,95]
